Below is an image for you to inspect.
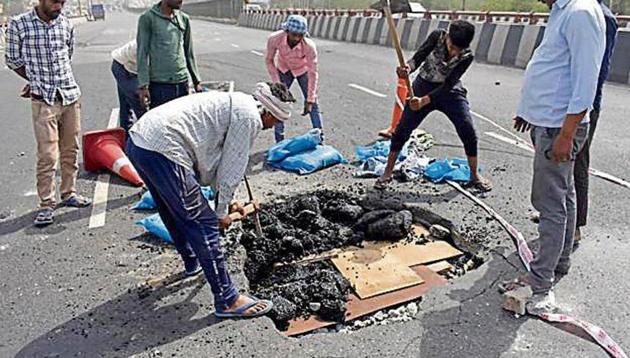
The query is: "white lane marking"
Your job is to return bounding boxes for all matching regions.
[481,114,630,190]
[88,108,119,229]
[589,168,630,189]
[250,50,264,56]
[231,43,240,48]
[485,131,534,153]
[23,190,38,197]
[106,108,118,128]
[348,83,387,98]
[472,110,526,144]
[214,37,222,41]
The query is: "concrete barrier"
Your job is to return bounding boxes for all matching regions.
[501,25,524,66]
[345,16,358,42]
[406,19,422,50]
[475,23,496,62]
[183,0,239,19]
[487,24,510,64]
[609,29,630,84]
[237,12,630,85]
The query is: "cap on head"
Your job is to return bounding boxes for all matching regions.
[281,15,309,35]
[252,82,295,122]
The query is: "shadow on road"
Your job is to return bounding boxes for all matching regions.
[416,254,527,357]
[0,193,139,237]
[15,273,219,358]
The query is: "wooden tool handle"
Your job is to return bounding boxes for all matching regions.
[383,6,415,98]
[228,201,258,221]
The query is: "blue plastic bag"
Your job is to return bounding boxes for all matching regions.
[131,186,214,210]
[136,213,173,244]
[272,145,346,175]
[267,129,322,163]
[423,158,471,183]
[355,140,408,162]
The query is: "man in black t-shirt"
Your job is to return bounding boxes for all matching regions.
[376,20,492,192]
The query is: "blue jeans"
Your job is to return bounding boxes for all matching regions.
[126,139,239,309]
[275,71,323,143]
[149,81,189,109]
[111,60,146,132]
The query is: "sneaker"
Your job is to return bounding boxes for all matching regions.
[34,207,54,227]
[61,194,92,208]
[526,290,559,316]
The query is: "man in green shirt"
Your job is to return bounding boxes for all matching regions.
[136,0,202,109]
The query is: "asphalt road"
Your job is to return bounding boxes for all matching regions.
[1,12,629,358]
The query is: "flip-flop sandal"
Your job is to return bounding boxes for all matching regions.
[62,194,92,208]
[498,275,531,294]
[184,265,203,277]
[378,129,393,139]
[34,208,54,227]
[215,296,273,319]
[374,177,393,190]
[469,178,493,192]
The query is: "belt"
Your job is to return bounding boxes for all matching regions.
[31,92,64,103]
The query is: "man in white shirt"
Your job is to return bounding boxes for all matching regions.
[127,82,295,318]
[111,40,145,131]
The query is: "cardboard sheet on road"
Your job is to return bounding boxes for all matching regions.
[426,260,454,273]
[284,266,447,336]
[332,247,424,299]
[362,240,463,267]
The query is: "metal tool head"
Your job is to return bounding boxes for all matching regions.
[369,0,412,13]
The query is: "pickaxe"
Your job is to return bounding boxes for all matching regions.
[370,0,415,98]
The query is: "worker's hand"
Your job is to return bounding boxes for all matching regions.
[194,83,203,93]
[229,201,247,217]
[19,84,31,98]
[513,116,532,133]
[302,102,314,116]
[137,87,150,109]
[219,215,233,230]
[396,65,411,80]
[409,96,430,111]
[549,134,573,162]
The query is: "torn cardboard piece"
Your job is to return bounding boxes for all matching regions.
[284,265,447,336]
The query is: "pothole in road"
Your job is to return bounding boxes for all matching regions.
[235,188,485,335]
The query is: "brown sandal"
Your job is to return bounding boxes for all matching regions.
[470,177,493,192]
[374,176,393,190]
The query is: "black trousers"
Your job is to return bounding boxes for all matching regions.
[390,78,478,157]
[574,109,600,228]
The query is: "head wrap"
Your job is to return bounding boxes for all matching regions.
[252,82,292,121]
[280,15,309,35]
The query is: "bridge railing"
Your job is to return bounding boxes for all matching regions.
[242,8,630,26]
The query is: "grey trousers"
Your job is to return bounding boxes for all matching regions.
[574,110,600,228]
[528,124,588,294]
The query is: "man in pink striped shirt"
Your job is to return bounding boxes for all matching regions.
[265,15,323,142]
